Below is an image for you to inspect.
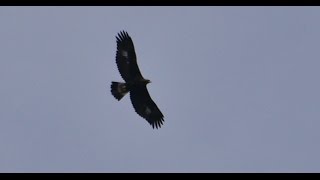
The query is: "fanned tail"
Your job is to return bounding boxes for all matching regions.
[111,82,129,100]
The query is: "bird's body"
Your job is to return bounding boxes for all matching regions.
[111,31,164,129]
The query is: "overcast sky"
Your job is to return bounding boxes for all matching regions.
[1,7,320,173]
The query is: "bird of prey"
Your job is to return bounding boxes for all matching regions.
[111,31,164,129]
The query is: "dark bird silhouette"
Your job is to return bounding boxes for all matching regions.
[111,31,164,129]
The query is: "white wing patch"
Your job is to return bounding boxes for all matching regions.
[145,106,152,116]
[121,50,130,64]
[121,50,128,58]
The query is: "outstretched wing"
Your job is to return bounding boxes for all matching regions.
[130,85,164,129]
[115,31,143,82]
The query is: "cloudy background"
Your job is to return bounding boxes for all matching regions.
[0,7,320,172]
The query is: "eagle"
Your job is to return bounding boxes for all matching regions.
[111,31,164,129]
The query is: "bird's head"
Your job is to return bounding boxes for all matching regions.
[143,79,152,85]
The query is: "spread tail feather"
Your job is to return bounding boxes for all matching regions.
[111,82,129,100]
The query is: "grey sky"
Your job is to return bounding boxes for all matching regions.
[1,7,320,172]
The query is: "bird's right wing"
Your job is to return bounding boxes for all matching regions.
[115,31,144,82]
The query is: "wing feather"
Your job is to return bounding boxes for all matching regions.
[130,85,164,129]
[115,31,143,82]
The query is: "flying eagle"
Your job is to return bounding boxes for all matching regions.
[111,31,164,129]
